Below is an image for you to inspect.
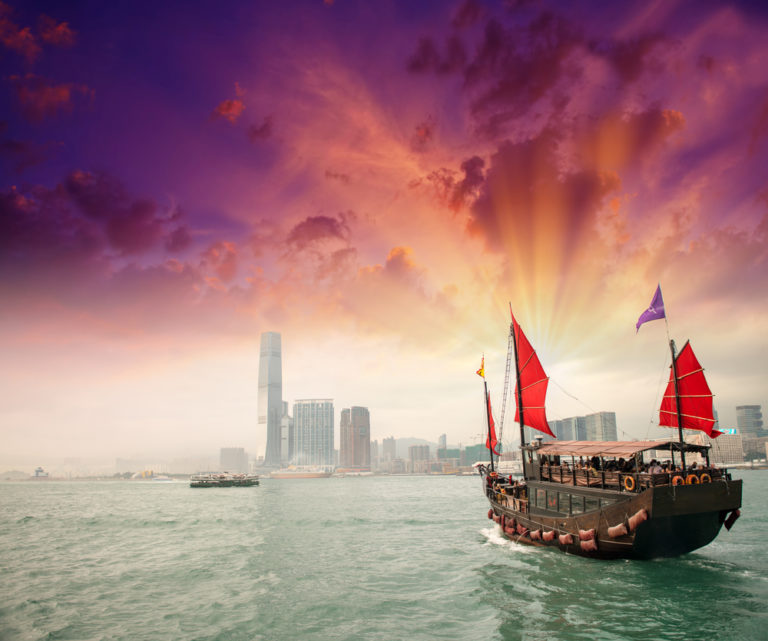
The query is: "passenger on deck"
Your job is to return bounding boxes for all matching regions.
[649,460,663,474]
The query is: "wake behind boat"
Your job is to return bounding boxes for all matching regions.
[479,294,742,560]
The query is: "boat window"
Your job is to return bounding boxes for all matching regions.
[558,492,571,514]
[536,488,546,508]
[546,491,558,511]
[571,496,584,514]
[585,496,599,512]
[600,498,615,508]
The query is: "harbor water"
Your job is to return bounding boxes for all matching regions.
[1,471,765,641]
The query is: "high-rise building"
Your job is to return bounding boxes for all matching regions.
[438,434,447,450]
[280,401,294,464]
[382,436,396,461]
[340,406,371,469]
[258,332,283,466]
[736,405,763,438]
[220,447,249,473]
[585,412,617,441]
[408,444,430,473]
[293,399,334,466]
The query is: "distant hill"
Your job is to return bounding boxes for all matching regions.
[1,470,30,480]
[395,437,437,459]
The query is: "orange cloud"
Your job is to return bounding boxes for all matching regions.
[38,15,76,47]
[212,82,245,123]
[0,2,41,62]
[11,74,91,122]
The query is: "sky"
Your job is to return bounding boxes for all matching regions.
[1,0,767,470]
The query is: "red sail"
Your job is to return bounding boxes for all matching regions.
[659,341,721,438]
[512,314,555,437]
[486,391,500,455]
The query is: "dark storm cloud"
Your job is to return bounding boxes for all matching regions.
[406,35,467,74]
[248,116,274,143]
[467,129,620,253]
[286,212,354,250]
[588,33,666,83]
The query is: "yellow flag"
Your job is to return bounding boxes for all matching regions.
[476,356,485,378]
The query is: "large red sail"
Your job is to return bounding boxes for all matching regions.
[512,314,555,437]
[486,390,500,455]
[659,341,721,438]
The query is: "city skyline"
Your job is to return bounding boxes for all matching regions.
[2,1,767,467]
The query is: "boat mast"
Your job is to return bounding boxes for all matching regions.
[669,339,687,470]
[511,318,525,449]
[484,378,495,473]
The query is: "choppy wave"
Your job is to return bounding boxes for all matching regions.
[0,471,764,641]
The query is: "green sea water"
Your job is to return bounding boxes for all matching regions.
[0,471,765,641]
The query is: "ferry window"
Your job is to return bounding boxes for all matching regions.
[585,497,599,512]
[536,488,546,508]
[546,491,558,511]
[571,496,584,514]
[558,492,571,514]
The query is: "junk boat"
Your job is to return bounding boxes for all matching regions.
[190,473,259,488]
[479,298,742,560]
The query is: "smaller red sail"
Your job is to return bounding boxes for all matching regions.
[512,313,555,438]
[486,391,500,455]
[659,341,721,438]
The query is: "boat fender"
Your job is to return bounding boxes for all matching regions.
[508,518,517,531]
[505,526,516,537]
[530,529,542,540]
[628,508,649,532]
[724,509,741,531]
[700,473,712,483]
[578,528,595,541]
[623,476,636,492]
[493,514,500,524]
[516,523,526,535]
[686,474,700,485]
[558,533,574,545]
[608,522,628,538]
[580,538,599,552]
[672,475,684,486]
[542,530,556,542]
[487,509,493,520]
[500,514,506,529]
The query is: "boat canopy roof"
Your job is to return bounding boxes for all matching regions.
[529,440,709,458]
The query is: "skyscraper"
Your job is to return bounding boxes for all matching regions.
[280,401,294,464]
[340,406,371,469]
[736,405,763,438]
[258,332,282,466]
[585,412,618,441]
[293,399,334,466]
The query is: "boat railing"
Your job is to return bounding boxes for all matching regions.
[539,465,727,491]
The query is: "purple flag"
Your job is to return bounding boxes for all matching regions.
[636,285,666,332]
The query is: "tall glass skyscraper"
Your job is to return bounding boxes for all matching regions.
[258,332,283,466]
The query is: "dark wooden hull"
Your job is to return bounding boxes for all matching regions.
[486,477,742,560]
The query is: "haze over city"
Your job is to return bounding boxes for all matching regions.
[2,0,767,470]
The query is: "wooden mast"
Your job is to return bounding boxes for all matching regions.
[484,378,495,472]
[511,315,525,449]
[669,339,687,470]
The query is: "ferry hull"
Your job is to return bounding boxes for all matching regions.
[487,478,742,560]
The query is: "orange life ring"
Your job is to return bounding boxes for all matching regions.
[672,475,684,486]
[623,476,636,492]
[686,474,700,485]
[700,473,712,483]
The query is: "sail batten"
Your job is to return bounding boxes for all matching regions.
[659,341,720,438]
